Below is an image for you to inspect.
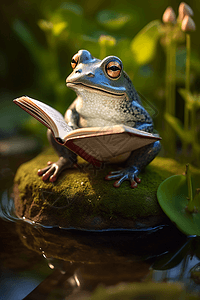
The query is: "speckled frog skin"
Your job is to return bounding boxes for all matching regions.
[38,50,161,188]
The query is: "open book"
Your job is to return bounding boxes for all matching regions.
[13,96,161,167]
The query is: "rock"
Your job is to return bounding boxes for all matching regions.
[13,149,199,230]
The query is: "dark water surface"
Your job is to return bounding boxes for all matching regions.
[1,188,200,300]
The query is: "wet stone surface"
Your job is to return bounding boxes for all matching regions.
[13,149,200,230]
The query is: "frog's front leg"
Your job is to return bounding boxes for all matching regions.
[38,129,77,182]
[105,141,161,188]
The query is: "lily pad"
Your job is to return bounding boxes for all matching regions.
[157,174,200,236]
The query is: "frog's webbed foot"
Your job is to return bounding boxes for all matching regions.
[105,141,161,188]
[39,129,77,182]
[105,166,141,188]
[38,157,74,182]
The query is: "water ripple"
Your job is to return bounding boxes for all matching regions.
[0,189,19,222]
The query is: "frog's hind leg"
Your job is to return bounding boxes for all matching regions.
[105,141,161,188]
[38,129,77,182]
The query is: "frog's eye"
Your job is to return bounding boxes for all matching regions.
[71,53,79,69]
[106,61,122,79]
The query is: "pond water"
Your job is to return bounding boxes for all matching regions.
[1,171,200,299]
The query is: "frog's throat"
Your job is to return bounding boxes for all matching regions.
[66,82,125,97]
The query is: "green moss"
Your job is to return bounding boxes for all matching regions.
[14,149,200,229]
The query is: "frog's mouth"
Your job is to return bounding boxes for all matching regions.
[66,82,125,97]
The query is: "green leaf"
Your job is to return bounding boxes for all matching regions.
[38,19,68,36]
[52,21,68,36]
[38,19,53,32]
[164,113,183,137]
[179,88,200,109]
[137,91,158,118]
[12,19,43,62]
[179,89,196,109]
[157,174,200,236]
[194,189,200,209]
[130,20,162,65]
[60,2,83,16]
[164,113,192,143]
[97,10,131,30]
[98,35,116,47]
[186,164,193,208]
[191,51,200,74]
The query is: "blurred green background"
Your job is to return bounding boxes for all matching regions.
[0,0,200,156]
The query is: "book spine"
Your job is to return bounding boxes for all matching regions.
[64,140,103,168]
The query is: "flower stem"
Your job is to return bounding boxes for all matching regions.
[165,42,170,113]
[170,41,176,116]
[183,34,191,157]
[186,34,191,92]
[184,34,191,132]
[191,107,196,142]
[165,30,176,156]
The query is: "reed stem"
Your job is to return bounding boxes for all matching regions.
[186,34,191,92]
[165,43,170,113]
[165,29,176,156]
[184,34,191,133]
[170,41,176,117]
[182,34,192,158]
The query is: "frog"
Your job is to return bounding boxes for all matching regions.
[38,49,161,188]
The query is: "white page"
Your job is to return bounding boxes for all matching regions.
[26,97,72,138]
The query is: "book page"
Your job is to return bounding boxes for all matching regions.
[19,99,51,127]
[71,132,158,161]
[64,125,124,139]
[64,124,160,140]
[19,97,72,139]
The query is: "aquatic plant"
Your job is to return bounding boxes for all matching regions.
[162,6,177,156]
[162,3,199,165]
[157,164,200,236]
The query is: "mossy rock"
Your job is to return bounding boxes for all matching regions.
[13,149,200,230]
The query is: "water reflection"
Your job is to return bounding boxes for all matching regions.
[0,190,18,222]
[16,219,186,264]
[0,206,52,299]
[1,190,200,299]
[153,255,200,295]
[0,269,44,300]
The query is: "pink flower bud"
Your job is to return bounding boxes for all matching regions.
[181,15,196,32]
[162,6,176,24]
[178,2,194,21]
